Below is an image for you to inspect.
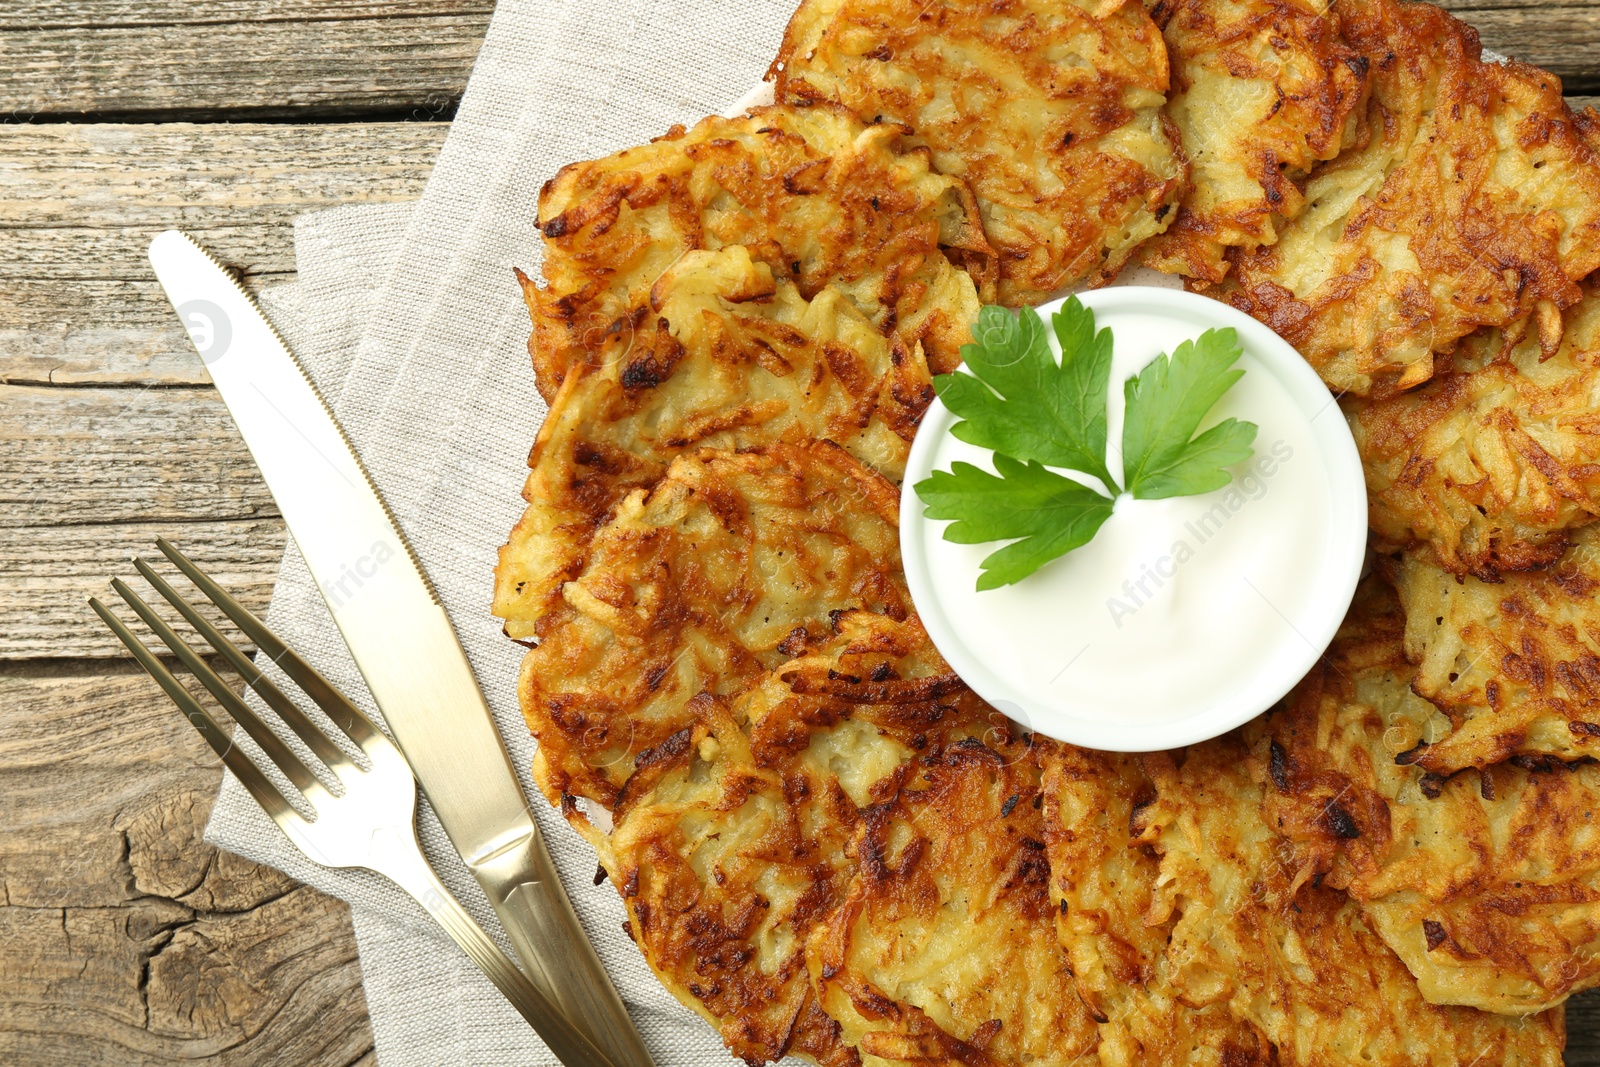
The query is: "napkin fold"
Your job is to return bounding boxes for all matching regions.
[205,0,802,1062]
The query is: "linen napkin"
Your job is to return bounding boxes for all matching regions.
[205,0,803,1062]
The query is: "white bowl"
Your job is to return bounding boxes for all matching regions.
[899,287,1367,751]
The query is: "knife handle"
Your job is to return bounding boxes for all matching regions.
[470,826,657,1067]
[370,825,620,1067]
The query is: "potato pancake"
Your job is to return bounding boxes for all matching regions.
[772,0,1184,305]
[1386,530,1600,773]
[494,247,936,640]
[1141,0,1370,284]
[1350,289,1600,576]
[1043,737,1564,1065]
[583,611,1001,1066]
[526,103,989,399]
[1221,0,1600,395]
[1040,744,1273,1067]
[1262,582,1600,1013]
[807,733,1102,1066]
[517,441,907,808]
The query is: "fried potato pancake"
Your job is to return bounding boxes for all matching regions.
[1043,738,1564,1065]
[1262,580,1600,1013]
[584,611,1001,1067]
[1350,288,1600,576]
[517,441,908,808]
[772,0,1184,305]
[1141,0,1370,284]
[1040,744,1272,1067]
[807,734,1102,1066]
[1389,528,1600,772]
[526,103,989,400]
[494,247,936,639]
[1221,0,1600,395]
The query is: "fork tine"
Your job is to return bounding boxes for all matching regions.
[90,596,301,825]
[132,556,358,779]
[155,537,385,751]
[110,577,325,801]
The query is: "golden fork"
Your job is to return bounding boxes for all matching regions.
[90,538,616,1067]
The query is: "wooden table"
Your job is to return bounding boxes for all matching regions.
[4,1,1600,1063]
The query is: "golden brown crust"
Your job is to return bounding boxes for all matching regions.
[773,0,1185,305]
[1259,578,1600,1013]
[1349,287,1600,575]
[1039,743,1271,1067]
[1218,0,1600,396]
[1389,527,1600,772]
[589,611,1006,1066]
[1046,732,1566,1062]
[1141,0,1371,283]
[517,442,908,808]
[494,246,937,639]
[807,732,1102,1066]
[495,0,1600,1052]
[528,104,989,401]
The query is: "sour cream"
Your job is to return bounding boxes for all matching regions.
[900,287,1366,751]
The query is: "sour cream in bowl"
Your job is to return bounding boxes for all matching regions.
[899,287,1366,751]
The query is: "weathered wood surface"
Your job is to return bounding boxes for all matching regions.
[0,121,448,386]
[0,4,492,121]
[0,663,374,1065]
[0,382,285,660]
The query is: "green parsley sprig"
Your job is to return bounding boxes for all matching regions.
[915,299,1258,591]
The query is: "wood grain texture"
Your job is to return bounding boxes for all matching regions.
[0,14,489,121]
[0,121,447,385]
[0,384,276,528]
[2,0,490,27]
[0,663,374,1065]
[0,383,286,659]
[0,517,286,660]
[1465,6,1600,90]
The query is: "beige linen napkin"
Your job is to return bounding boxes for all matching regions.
[205,0,800,1062]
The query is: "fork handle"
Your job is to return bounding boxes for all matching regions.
[368,828,620,1067]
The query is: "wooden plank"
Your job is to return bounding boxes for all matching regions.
[0,381,285,659]
[1462,7,1600,91]
[0,664,373,1064]
[2,277,287,387]
[0,517,285,660]
[0,383,275,528]
[0,13,488,121]
[1441,0,1587,10]
[0,121,446,386]
[3,0,489,27]
[1577,991,1600,1066]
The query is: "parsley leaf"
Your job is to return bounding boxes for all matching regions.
[915,305,1259,590]
[1120,328,1258,500]
[914,456,1115,590]
[936,300,1120,494]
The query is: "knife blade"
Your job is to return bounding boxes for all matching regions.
[148,230,653,1067]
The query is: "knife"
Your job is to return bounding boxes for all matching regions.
[148,230,654,1067]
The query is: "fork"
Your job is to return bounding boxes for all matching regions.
[89,538,618,1067]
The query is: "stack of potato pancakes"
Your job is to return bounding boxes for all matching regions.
[493,0,1600,1062]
